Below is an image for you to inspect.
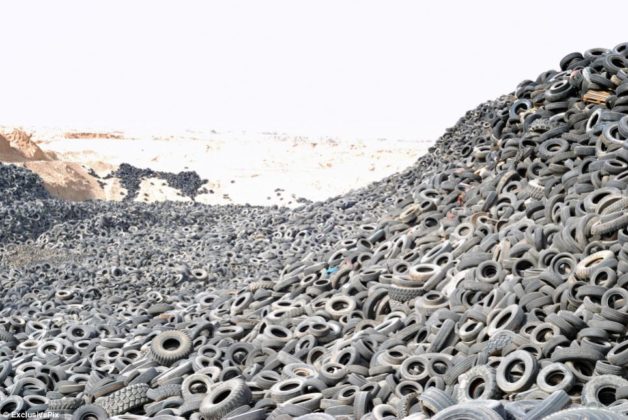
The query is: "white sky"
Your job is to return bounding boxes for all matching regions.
[2,0,628,140]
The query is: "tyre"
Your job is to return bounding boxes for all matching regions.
[417,387,454,416]
[150,330,193,366]
[524,390,570,420]
[147,383,182,402]
[94,383,150,416]
[199,379,252,420]
[542,407,625,419]
[47,397,84,413]
[496,350,538,393]
[457,366,498,401]
[536,362,575,393]
[432,402,505,420]
[182,373,213,400]
[72,404,109,420]
[582,375,628,407]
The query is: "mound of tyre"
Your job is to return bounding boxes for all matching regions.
[103,163,207,201]
[4,43,628,419]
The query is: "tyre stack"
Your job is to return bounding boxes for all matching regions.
[3,44,628,419]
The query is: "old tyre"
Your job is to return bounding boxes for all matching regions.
[457,366,498,401]
[94,383,150,416]
[582,375,628,407]
[432,402,505,420]
[150,330,193,366]
[496,350,538,393]
[72,404,109,420]
[537,362,575,393]
[200,379,252,420]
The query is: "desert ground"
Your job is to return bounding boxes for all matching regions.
[0,125,432,207]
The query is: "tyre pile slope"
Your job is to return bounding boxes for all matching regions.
[3,44,628,419]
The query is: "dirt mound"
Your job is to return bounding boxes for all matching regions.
[0,129,121,201]
[19,161,105,201]
[0,128,205,203]
[0,129,51,162]
[64,131,123,139]
[0,133,24,162]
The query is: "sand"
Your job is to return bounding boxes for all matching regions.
[0,126,432,206]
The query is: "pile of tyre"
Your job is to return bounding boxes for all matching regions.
[102,163,207,201]
[3,43,628,419]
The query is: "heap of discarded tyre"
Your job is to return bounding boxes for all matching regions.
[103,163,207,201]
[4,44,628,420]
